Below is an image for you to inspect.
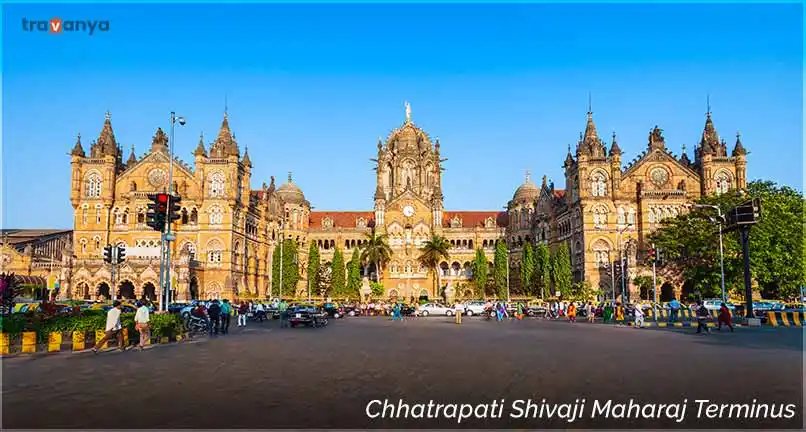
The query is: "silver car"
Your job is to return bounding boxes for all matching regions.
[419,303,452,316]
[463,300,488,316]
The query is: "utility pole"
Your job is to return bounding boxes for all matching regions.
[651,244,658,320]
[725,198,761,319]
[610,260,616,302]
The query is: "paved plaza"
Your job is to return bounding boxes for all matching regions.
[2,317,802,429]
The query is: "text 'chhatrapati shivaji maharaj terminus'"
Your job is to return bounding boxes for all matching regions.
[64,103,747,302]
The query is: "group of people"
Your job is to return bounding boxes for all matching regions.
[92,299,153,353]
[189,299,254,335]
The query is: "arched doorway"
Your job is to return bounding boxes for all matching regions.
[660,282,675,302]
[419,289,429,300]
[143,282,157,302]
[119,281,136,300]
[681,280,696,302]
[97,282,111,300]
[640,285,649,301]
[189,277,199,300]
[76,282,90,300]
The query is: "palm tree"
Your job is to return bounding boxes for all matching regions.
[418,235,452,299]
[359,228,393,283]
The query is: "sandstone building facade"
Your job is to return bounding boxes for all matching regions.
[64,104,747,302]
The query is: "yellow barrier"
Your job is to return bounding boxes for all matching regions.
[22,332,36,353]
[48,332,62,352]
[72,331,85,351]
[95,330,107,349]
[766,311,805,327]
[0,333,9,355]
[122,328,129,346]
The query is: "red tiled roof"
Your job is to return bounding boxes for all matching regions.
[442,211,507,228]
[309,211,375,229]
[553,190,566,198]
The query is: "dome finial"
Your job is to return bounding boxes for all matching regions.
[525,169,531,184]
[105,111,111,121]
[405,101,412,123]
[287,171,293,183]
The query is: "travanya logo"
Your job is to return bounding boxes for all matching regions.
[21,17,110,35]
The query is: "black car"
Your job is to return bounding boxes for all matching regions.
[287,306,329,328]
[321,303,345,318]
[399,305,417,316]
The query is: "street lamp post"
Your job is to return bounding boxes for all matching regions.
[693,204,727,303]
[278,228,284,301]
[616,224,633,304]
[505,243,511,302]
[159,112,185,311]
[610,260,616,302]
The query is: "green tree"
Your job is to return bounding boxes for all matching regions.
[519,242,535,296]
[534,243,551,299]
[370,281,385,297]
[471,248,489,296]
[650,180,805,300]
[551,242,572,297]
[346,247,362,299]
[317,262,332,297]
[493,240,509,299]
[418,235,452,297]
[633,275,655,301]
[331,247,346,297]
[307,242,320,298]
[271,239,299,298]
[360,228,393,283]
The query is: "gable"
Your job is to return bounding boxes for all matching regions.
[622,149,700,183]
[115,151,198,197]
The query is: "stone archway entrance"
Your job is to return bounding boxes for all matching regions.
[119,281,136,300]
[189,277,199,300]
[97,282,111,301]
[660,282,675,302]
[143,282,157,302]
[75,282,91,300]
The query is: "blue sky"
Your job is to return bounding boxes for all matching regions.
[3,3,802,229]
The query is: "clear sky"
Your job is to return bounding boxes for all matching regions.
[2,3,802,229]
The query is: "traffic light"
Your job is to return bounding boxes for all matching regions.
[103,245,113,263]
[168,195,182,223]
[146,193,169,232]
[648,247,656,264]
[115,245,126,264]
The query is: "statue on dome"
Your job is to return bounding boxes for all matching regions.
[405,101,412,122]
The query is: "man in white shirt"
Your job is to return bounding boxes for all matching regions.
[134,300,151,350]
[93,300,125,353]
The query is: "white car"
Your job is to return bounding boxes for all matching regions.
[419,303,453,316]
[463,301,488,316]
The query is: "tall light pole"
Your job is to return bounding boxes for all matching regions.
[616,224,633,304]
[505,242,511,302]
[160,112,185,311]
[278,227,284,301]
[693,204,726,303]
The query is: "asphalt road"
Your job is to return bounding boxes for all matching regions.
[2,317,802,429]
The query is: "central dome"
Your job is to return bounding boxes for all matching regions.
[276,172,305,204]
[512,172,539,202]
[384,102,433,152]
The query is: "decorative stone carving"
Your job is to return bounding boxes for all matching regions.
[322,217,333,229]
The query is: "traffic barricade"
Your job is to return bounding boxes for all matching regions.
[766,311,805,327]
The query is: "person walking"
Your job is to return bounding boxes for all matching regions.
[695,300,711,334]
[586,302,595,323]
[220,299,232,334]
[614,303,625,323]
[515,302,524,320]
[668,297,681,322]
[454,302,463,324]
[134,300,151,350]
[717,302,734,332]
[633,304,645,328]
[208,300,222,335]
[237,301,248,327]
[93,301,125,353]
[278,299,289,328]
[567,302,577,322]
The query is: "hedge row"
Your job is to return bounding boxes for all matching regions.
[0,310,185,342]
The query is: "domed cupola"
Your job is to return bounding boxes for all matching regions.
[276,172,305,205]
[385,102,433,153]
[512,170,540,203]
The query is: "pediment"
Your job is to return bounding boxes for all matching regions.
[117,150,196,189]
[622,149,699,181]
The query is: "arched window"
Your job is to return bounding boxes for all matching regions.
[233,241,242,266]
[207,240,223,264]
[81,206,88,226]
[182,242,196,260]
[590,171,607,197]
[627,208,636,226]
[114,208,123,225]
[714,171,731,195]
[181,208,188,224]
[209,206,223,225]
[93,236,101,251]
[592,239,611,268]
[617,208,626,228]
[190,208,198,224]
[85,172,102,198]
[80,238,88,254]
[592,206,608,229]
[209,172,225,197]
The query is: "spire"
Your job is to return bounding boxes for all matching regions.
[541,175,547,188]
[564,143,575,166]
[92,111,118,158]
[404,101,412,123]
[287,172,293,184]
[71,133,85,157]
[699,98,720,154]
[524,169,532,184]
[435,137,441,155]
[210,112,238,158]
[151,127,169,153]
[732,131,747,156]
[609,131,622,156]
[126,144,137,167]
[193,132,207,157]
[242,145,252,167]
[679,143,691,165]
[375,182,386,200]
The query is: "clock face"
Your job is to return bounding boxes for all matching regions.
[650,167,670,187]
[148,169,167,188]
[403,205,415,217]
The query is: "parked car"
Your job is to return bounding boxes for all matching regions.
[463,301,488,316]
[320,302,345,318]
[287,305,328,328]
[419,303,452,317]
